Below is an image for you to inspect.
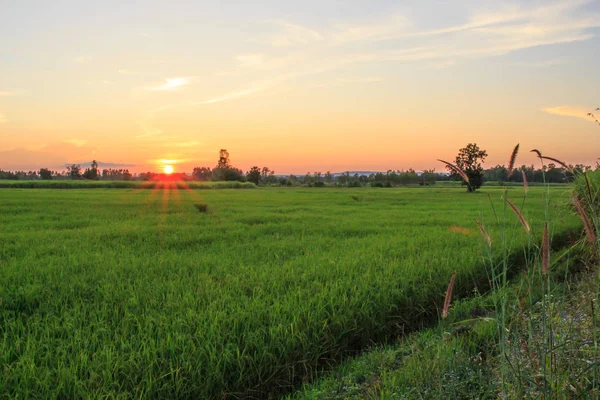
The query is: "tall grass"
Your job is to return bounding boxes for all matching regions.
[474,148,600,398]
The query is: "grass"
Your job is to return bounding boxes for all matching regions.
[0,186,580,398]
[290,265,599,399]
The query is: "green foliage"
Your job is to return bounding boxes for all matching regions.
[82,160,100,180]
[38,168,53,180]
[192,166,212,181]
[211,167,245,182]
[452,143,488,192]
[194,203,209,213]
[0,187,578,398]
[246,166,261,185]
[67,164,82,179]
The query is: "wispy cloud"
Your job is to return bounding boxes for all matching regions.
[148,77,190,91]
[331,14,411,44]
[0,112,7,123]
[268,20,323,47]
[137,87,265,138]
[543,106,597,122]
[74,55,91,64]
[510,59,565,68]
[63,139,88,147]
[140,0,599,140]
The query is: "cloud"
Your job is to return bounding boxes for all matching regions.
[139,0,599,140]
[268,20,323,47]
[63,139,88,147]
[148,77,190,91]
[331,14,411,44]
[510,59,565,68]
[74,55,91,64]
[542,106,597,122]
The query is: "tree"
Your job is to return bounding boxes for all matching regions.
[83,160,99,180]
[39,168,53,180]
[217,149,230,169]
[421,169,437,185]
[67,164,82,179]
[212,149,244,181]
[192,167,213,181]
[246,166,261,185]
[451,143,488,192]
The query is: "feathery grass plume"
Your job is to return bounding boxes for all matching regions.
[475,219,492,248]
[542,222,550,275]
[540,156,572,172]
[522,170,529,194]
[530,149,542,158]
[442,273,456,319]
[573,196,597,244]
[588,111,600,127]
[437,159,471,187]
[506,198,531,233]
[507,144,520,177]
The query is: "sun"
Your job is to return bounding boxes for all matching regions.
[163,165,174,174]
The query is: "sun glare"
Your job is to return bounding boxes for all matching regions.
[163,165,174,174]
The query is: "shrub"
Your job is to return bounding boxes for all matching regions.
[194,203,209,213]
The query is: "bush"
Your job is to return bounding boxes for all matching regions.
[313,181,325,187]
[348,180,362,187]
[194,203,209,213]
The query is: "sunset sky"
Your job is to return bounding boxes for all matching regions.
[1,0,599,174]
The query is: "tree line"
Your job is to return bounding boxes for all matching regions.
[1,146,596,187]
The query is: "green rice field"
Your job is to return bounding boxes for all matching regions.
[0,186,580,398]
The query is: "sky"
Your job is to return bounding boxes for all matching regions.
[0,0,599,174]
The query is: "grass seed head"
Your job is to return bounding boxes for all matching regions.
[442,273,457,319]
[506,199,530,234]
[475,219,492,248]
[573,196,597,244]
[507,144,520,177]
[437,159,470,186]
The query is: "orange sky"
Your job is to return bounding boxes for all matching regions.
[1,0,599,174]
